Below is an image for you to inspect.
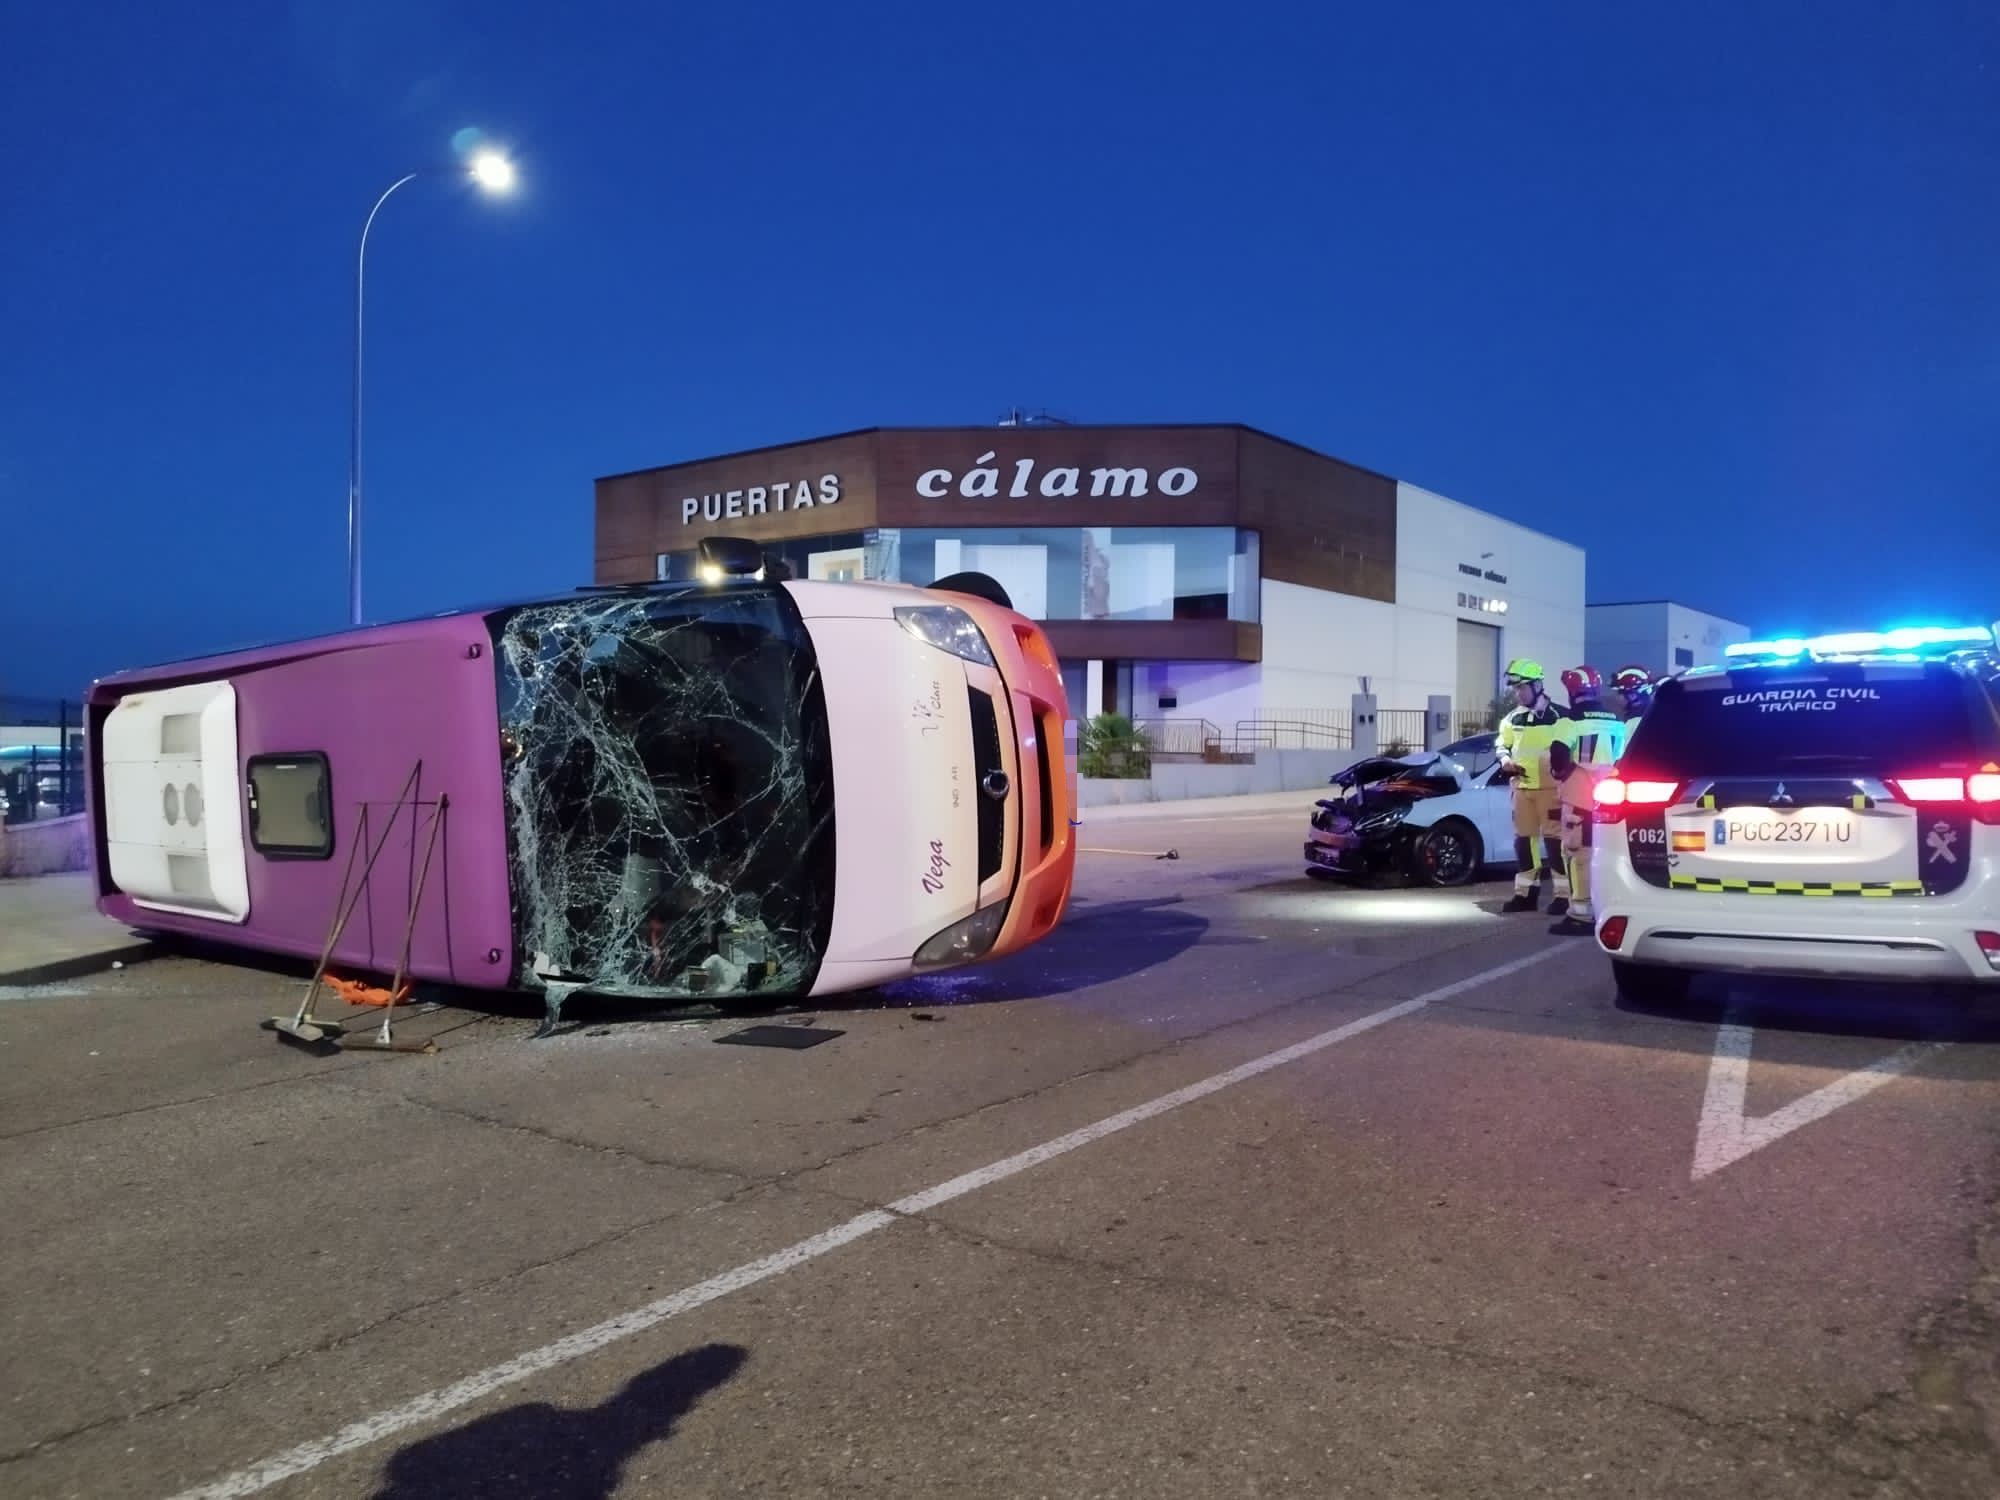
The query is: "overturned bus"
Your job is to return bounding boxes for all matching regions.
[85,549,1075,1009]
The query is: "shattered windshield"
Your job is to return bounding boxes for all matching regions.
[487,586,836,1000]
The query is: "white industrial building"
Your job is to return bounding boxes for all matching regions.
[1586,600,1751,680]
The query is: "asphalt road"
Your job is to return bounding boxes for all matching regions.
[4,804,1999,1498]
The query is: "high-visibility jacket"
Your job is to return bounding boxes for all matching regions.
[1561,705,1630,768]
[1498,700,1565,790]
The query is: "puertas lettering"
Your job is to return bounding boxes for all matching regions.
[681,474,841,526]
[915,451,1199,502]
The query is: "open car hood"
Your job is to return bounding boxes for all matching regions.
[1330,752,1454,791]
[1319,755,1472,816]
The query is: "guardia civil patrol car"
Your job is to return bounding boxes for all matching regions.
[1593,625,2000,1004]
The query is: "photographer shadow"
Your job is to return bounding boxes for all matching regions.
[371,1343,747,1500]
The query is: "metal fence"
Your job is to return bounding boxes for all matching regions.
[1,698,86,824]
[1250,708,1353,750]
[1129,717,1222,758]
[1228,716,1353,752]
[1377,709,1428,754]
[1085,703,1509,773]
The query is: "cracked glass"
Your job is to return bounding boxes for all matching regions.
[488,586,837,1002]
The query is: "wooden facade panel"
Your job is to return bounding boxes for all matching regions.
[594,432,880,570]
[595,553,656,585]
[1237,430,1396,602]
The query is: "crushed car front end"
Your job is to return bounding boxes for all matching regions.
[1303,755,1467,878]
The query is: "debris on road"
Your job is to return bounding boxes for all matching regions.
[715,1024,845,1050]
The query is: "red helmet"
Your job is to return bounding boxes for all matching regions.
[1560,665,1604,701]
[1608,668,1656,716]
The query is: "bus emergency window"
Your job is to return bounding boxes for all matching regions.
[247,754,334,858]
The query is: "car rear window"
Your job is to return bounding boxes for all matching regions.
[1624,662,2000,776]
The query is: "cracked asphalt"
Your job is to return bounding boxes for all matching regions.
[3,801,1999,1498]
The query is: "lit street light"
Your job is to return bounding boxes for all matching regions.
[347,150,516,627]
[468,150,517,194]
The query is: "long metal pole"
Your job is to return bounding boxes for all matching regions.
[348,172,421,628]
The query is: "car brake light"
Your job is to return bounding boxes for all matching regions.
[1598,916,1629,951]
[1596,776,1676,823]
[1897,773,2000,825]
[1976,931,2000,970]
[1897,777,1965,802]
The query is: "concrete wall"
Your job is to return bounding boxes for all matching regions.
[0,814,91,878]
[1394,482,1585,707]
[1079,747,1365,805]
[1257,582,1400,715]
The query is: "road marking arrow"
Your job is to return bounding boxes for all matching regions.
[1692,1022,1947,1180]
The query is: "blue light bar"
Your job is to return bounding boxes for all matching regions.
[1725,625,1995,661]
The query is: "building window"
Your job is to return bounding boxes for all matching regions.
[1673,646,1695,668]
[246,754,334,859]
[884,526,1258,623]
[656,532,869,585]
[655,526,1262,624]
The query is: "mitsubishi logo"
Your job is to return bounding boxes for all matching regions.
[1771,782,1793,806]
[981,770,1011,802]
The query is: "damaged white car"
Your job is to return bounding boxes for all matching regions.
[1303,733,1518,887]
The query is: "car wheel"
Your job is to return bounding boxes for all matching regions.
[1611,958,1693,1008]
[1407,820,1479,887]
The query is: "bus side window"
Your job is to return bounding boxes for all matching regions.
[246,754,335,859]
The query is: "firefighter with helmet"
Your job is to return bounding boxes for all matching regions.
[1544,740,1597,936]
[1495,659,1567,913]
[1560,665,1630,769]
[1547,666,1627,937]
[1613,665,1655,721]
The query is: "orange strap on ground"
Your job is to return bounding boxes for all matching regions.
[324,973,412,1007]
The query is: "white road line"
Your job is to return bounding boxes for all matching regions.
[1691,1021,1948,1180]
[166,945,1564,1500]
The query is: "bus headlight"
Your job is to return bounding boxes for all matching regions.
[895,606,995,666]
[913,903,1008,969]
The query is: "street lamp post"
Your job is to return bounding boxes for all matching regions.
[346,150,516,627]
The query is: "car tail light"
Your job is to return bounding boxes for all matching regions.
[1976,931,2000,970]
[1598,916,1629,951]
[1595,776,1677,824]
[1897,777,1965,802]
[1895,773,2000,826]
